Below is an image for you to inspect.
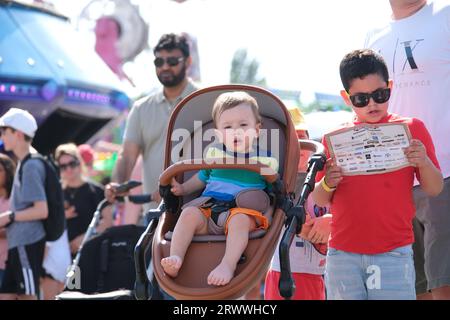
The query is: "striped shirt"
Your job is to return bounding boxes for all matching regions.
[198,144,279,201]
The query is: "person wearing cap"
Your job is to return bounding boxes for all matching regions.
[264,106,332,300]
[0,108,47,300]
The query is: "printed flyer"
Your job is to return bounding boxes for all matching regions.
[324,123,412,175]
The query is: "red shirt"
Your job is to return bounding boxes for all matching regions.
[317,114,440,254]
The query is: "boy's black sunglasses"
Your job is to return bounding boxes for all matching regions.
[349,88,391,108]
[59,160,80,171]
[153,56,184,68]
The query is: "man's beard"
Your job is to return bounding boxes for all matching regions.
[157,65,187,88]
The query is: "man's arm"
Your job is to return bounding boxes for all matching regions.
[105,141,141,203]
[112,140,141,183]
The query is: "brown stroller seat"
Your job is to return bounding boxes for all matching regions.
[134,85,326,300]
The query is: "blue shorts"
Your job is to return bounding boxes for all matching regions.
[325,245,416,300]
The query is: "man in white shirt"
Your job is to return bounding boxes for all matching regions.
[105,33,199,214]
[365,0,450,300]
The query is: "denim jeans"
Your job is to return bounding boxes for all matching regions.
[325,244,416,300]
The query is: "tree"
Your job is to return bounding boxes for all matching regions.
[230,48,267,86]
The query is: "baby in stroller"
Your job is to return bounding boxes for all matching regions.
[161,91,278,286]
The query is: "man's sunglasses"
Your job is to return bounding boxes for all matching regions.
[59,160,80,171]
[349,88,391,108]
[153,56,184,68]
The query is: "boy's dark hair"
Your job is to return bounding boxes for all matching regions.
[153,33,190,57]
[339,49,389,92]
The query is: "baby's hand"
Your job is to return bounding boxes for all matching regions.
[324,158,343,189]
[170,178,184,196]
[404,139,429,169]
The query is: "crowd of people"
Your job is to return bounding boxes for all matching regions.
[0,110,115,300]
[0,0,449,300]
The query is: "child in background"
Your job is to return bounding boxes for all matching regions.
[0,108,47,300]
[264,106,331,300]
[0,154,16,287]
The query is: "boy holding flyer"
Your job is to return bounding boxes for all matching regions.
[312,49,443,300]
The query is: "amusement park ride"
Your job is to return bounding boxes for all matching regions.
[0,0,149,154]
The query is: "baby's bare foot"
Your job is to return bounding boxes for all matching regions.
[161,255,182,277]
[207,261,235,286]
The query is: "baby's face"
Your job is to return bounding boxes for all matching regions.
[215,103,261,153]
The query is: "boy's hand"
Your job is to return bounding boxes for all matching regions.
[324,158,343,188]
[404,139,429,168]
[170,178,185,196]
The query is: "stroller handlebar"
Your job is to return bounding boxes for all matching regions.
[159,158,279,186]
[126,194,152,204]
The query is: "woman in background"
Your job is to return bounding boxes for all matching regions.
[55,143,113,256]
[0,154,16,287]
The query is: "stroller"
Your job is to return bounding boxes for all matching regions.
[57,184,153,300]
[134,84,325,300]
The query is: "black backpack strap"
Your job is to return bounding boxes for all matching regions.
[97,238,110,292]
[19,153,60,183]
[18,153,33,183]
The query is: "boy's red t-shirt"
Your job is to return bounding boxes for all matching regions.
[317,113,440,254]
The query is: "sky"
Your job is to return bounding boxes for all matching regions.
[49,0,392,103]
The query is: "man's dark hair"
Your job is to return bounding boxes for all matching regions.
[339,49,389,92]
[153,33,190,57]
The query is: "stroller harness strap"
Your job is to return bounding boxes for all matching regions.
[186,188,271,235]
[225,208,268,235]
[198,205,269,236]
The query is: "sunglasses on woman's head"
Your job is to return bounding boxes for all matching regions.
[349,88,391,108]
[59,160,80,171]
[153,56,184,68]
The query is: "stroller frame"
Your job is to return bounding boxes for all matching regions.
[134,85,325,300]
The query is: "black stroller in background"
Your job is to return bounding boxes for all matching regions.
[57,181,156,300]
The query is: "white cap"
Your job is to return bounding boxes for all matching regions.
[0,108,38,138]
